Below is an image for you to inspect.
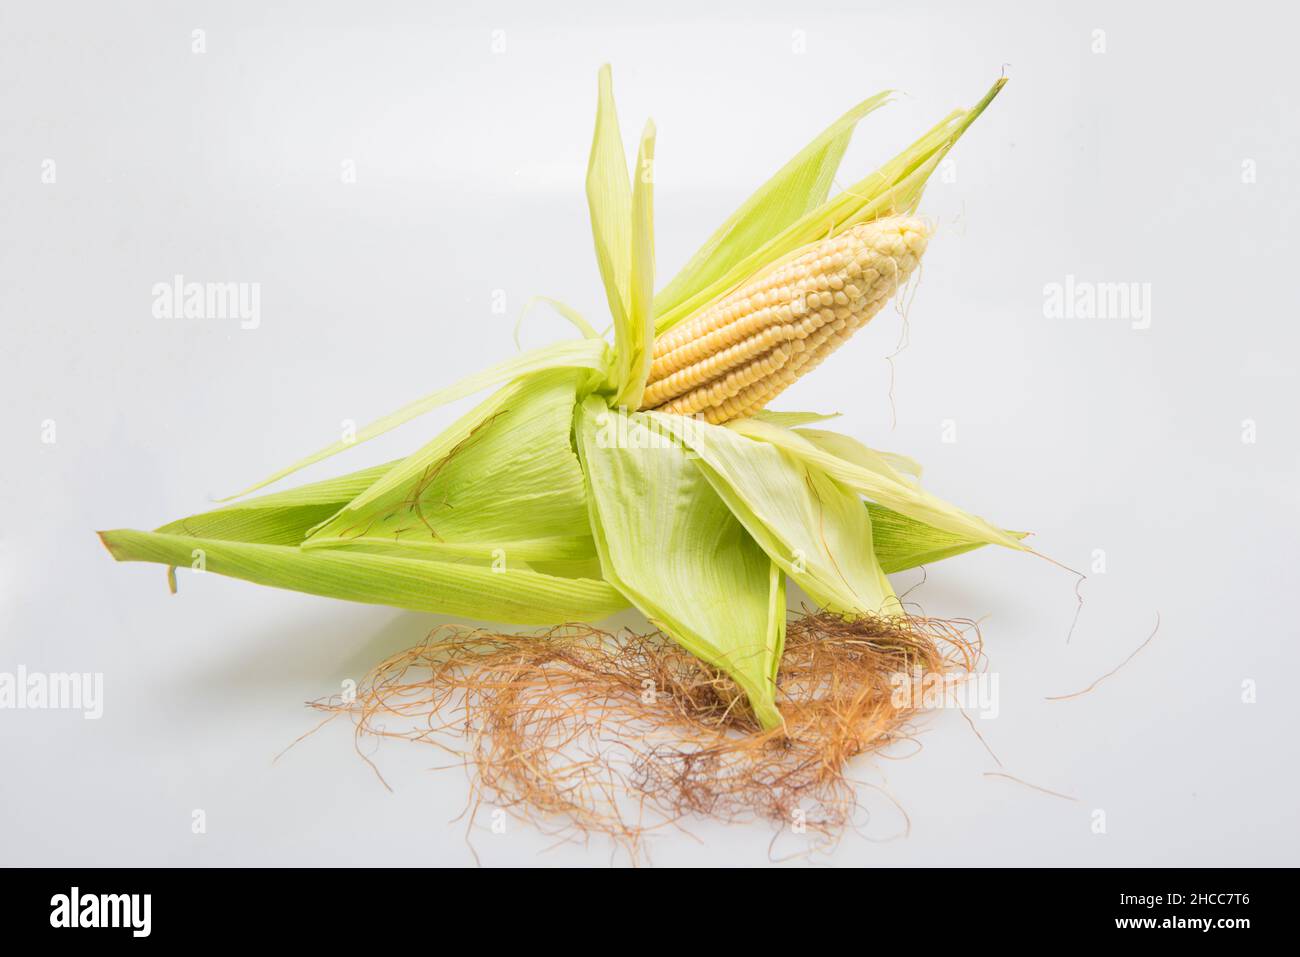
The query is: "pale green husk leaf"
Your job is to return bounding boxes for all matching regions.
[655,79,1006,334]
[649,412,898,617]
[157,461,396,545]
[586,65,635,397]
[729,417,1022,551]
[866,503,1020,574]
[222,336,610,500]
[654,90,891,321]
[304,369,596,570]
[749,409,843,428]
[613,120,658,409]
[98,529,625,623]
[796,428,924,486]
[575,398,785,728]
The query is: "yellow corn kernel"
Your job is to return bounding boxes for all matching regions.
[641,216,928,423]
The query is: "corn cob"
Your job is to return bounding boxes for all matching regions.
[641,216,929,423]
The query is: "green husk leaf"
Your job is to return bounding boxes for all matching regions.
[654,90,891,320]
[514,297,600,345]
[730,417,1022,551]
[220,336,611,501]
[586,65,634,395]
[158,502,343,548]
[795,428,923,486]
[649,412,898,617]
[749,409,842,428]
[305,369,595,565]
[655,78,1006,334]
[867,502,1025,574]
[157,461,397,546]
[575,399,785,729]
[321,536,598,567]
[97,529,626,624]
[613,120,658,410]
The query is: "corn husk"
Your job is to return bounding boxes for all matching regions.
[101,68,1015,730]
[575,398,785,726]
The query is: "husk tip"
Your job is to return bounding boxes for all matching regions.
[96,529,123,561]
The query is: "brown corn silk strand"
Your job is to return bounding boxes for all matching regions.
[310,612,981,858]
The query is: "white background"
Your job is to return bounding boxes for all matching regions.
[2,0,1297,866]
